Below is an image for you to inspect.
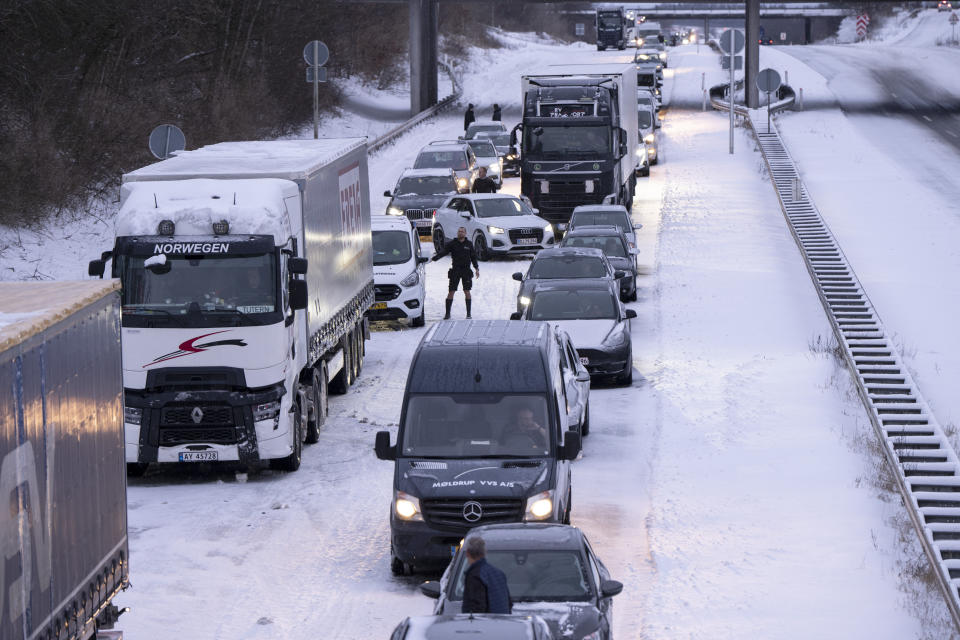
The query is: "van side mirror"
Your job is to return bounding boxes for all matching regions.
[633,223,643,230]
[625,309,637,319]
[288,257,308,274]
[512,272,523,281]
[88,259,106,278]
[418,256,430,265]
[383,190,393,198]
[374,431,396,461]
[419,581,441,599]
[509,312,523,321]
[562,430,582,460]
[289,280,308,311]
[613,270,626,279]
[601,579,624,597]
[460,212,471,219]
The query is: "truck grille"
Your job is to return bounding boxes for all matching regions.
[159,428,237,445]
[420,498,524,530]
[508,228,543,243]
[375,284,402,301]
[538,181,604,219]
[161,405,234,426]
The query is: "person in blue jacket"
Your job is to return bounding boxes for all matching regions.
[461,536,512,614]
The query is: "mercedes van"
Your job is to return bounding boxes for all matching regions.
[367,215,429,327]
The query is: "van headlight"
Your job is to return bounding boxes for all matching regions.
[401,270,420,287]
[387,206,404,216]
[394,491,423,521]
[124,406,142,425]
[525,490,554,521]
[253,400,281,421]
[488,225,505,235]
[644,133,655,144]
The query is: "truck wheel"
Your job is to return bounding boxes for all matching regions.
[127,463,148,478]
[433,227,445,252]
[271,400,303,472]
[411,301,426,327]
[474,234,490,261]
[329,335,353,395]
[305,364,327,444]
[352,327,363,379]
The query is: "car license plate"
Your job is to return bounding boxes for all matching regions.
[179,451,218,462]
[371,302,388,310]
[516,237,537,245]
[580,357,589,365]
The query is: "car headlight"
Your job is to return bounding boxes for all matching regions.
[488,225,505,235]
[602,327,628,348]
[253,400,281,421]
[394,491,422,521]
[457,177,468,189]
[489,163,499,172]
[506,154,516,160]
[124,406,142,426]
[648,147,656,156]
[400,270,420,287]
[525,490,554,521]
[644,134,655,144]
[386,206,404,216]
[660,52,667,60]
[519,296,531,307]
[543,223,553,234]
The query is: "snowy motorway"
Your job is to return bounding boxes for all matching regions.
[111,33,960,639]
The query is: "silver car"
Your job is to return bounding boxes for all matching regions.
[414,141,478,193]
[465,138,503,186]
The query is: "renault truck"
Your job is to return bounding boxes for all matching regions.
[515,62,639,231]
[89,139,373,474]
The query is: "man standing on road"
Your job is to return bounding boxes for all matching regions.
[492,103,502,121]
[432,226,480,320]
[462,536,512,614]
[464,103,476,132]
[471,167,498,193]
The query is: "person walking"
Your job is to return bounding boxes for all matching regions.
[471,167,498,193]
[464,103,476,132]
[492,103,502,121]
[432,226,480,319]
[461,536,511,614]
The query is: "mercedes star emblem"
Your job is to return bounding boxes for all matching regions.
[462,500,483,523]
[191,406,204,424]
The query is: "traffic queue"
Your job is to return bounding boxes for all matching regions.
[370,41,666,640]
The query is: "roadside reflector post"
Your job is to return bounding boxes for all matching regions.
[702,89,707,112]
[792,177,802,202]
[799,87,804,110]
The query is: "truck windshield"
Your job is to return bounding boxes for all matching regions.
[529,290,617,321]
[528,256,607,279]
[452,549,593,602]
[415,151,467,171]
[401,394,551,458]
[524,126,609,159]
[598,14,622,28]
[118,252,278,318]
[372,230,412,266]
[396,176,457,196]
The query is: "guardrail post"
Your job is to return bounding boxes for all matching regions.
[791,177,802,202]
[799,87,804,111]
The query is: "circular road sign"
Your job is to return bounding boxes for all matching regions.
[148,124,186,160]
[303,40,329,67]
[719,29,745,54]
[757,68,782,93]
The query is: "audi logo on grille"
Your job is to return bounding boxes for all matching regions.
[191,407,204,424]
[516,229,533,234]
[462,501,483,522]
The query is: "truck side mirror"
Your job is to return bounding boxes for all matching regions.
[419,581,442,599]
[562,430,582,460]
[510,312,523,321]
[383,190,393,198]
[288,257,308,275]
[374,431,396,460]
[512,272,523,281]
[88,259,105,278]
[289,280,308,311]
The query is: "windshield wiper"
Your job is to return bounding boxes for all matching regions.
[208,307,259,326]
[121,306,186,327]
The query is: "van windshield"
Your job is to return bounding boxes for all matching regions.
[372,230,412,266]
[401,394,551,457]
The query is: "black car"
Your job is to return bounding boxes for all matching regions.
[384,168,459,237]
[511,279,635,384]
[374,320,582,574]
[477,131,520,177]
[391,614,553,640]
[421,523,623,640]
[512,247,624,312]
[560,226,638,302]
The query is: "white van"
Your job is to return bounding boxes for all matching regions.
[368,215,429,327]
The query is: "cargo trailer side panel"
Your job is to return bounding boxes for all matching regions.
[0,284,127,640]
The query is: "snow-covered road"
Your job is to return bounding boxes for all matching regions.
[114,41,956,639]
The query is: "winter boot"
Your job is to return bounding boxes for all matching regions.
[465,299,472,319]
[444,299,452,320]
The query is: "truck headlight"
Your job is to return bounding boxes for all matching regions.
[394,491,423,521]
[519,296,531,307]
[525,490,554,521]
[124,406,142,426]
[401,270,420,287]
[488,225,505,235]
[644,134,655,144]
[387,206,404,216]
[253,400,281,421]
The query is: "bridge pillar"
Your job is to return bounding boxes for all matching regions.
[409,0,438,115]
[744,0,760,108]
[804,17,812,44]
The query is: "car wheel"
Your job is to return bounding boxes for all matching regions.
[433,227,445,252]
[411,300,425,327]
[474,234,490,261]
[270,399,303,472]
[641,164,650,177]
[581,400,590,436]
[617,367,633,386]
[391,548,413,576]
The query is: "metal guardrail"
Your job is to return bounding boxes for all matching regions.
[368,59,462,154]
[709,80,795,115]
[740,114,960,634]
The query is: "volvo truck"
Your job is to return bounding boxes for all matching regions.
[595,7,627,50]
[1,280,129,639]
[89,139,373,474]
[515,62,639,230]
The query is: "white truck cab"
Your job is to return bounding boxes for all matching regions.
[368,215,429,327]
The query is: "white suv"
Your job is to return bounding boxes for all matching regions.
[368,216,429,327]
[432,194,555,260]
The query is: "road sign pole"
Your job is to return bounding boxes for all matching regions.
[312,41,319,139]
[729,49,735,154]
[767,90,772,133]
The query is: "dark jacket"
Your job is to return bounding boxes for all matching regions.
[492,105,502,121]
[433,237,479,270]
[462,558,511,614]
[464,107,476,131]
[472,176,498,193]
